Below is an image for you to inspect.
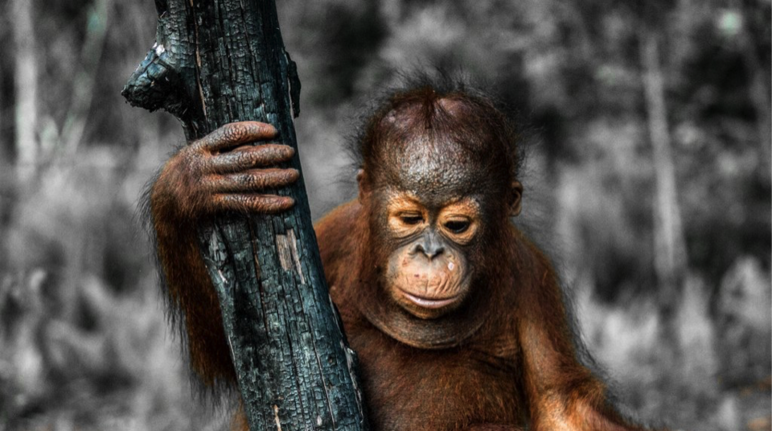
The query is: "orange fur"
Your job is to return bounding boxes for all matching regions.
[149,121,295,388]
[150,85,661,431]
[304,202,654,431]
[151,156,236,386]
[154,165,657,431]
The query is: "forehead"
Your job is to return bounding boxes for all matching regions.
[368,96,511,205]
[383,139,482,207]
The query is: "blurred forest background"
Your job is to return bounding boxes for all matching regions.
[0,0,770,430]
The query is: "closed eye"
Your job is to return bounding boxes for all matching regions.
[400,214,423,225]
[444,219,470,234]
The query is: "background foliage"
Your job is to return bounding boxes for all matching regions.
[0,0,769,430]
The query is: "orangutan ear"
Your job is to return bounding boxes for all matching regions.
[509,181,523,217]
[357,169,371,203]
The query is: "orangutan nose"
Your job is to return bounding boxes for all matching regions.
[411,230,445,260]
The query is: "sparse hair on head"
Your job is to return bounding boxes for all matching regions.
[347,68,525,190]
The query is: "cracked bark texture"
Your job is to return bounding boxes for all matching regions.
[122,1,368,430]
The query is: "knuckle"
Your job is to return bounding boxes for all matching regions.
[232,195,252,211]
[181,144,199,157]
[231,151,247,168]
[251,173,268,189]
[245,173,261,188]
[190,157,212,176]
[247,195,275,212]
[221,153,244,171]
[251,145,276,160]
[203,175,225,193]
[189,137,207,152]
[213,194,229,208]
[223,123,243,141]
[212,126,228,143]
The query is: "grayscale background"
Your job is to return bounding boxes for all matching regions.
[0,0,769,430]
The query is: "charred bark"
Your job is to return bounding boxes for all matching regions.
[122,1,368,430]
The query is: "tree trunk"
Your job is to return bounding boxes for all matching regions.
[640,30,687,313]
[122,1,369,430]
[0,57,6,168]
[61,0,110,156]
[11,0,38,183]
[739,4,772,183]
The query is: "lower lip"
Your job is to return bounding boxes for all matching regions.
[402,292,459,309]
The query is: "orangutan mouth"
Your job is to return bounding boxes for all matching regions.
[400,290,460,309]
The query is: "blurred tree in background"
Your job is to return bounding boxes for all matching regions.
[0,1,769,430]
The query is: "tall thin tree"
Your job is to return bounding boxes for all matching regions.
[11,0,38,183]
[640,29,687,313]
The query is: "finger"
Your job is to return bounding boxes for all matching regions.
[206,169,300,193]
[214,194,295,214]
[207,144,295,174]
[192,122,278,153]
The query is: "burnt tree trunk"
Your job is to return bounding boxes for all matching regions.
[122,1,368,430]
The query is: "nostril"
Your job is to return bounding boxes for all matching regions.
[410,237,444,259]
[410,242,425,256]
[420,244,444,259]
[426,245,444,259]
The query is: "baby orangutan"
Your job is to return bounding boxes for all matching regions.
[148,77,662,431]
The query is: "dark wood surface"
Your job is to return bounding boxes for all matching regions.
[122,0,368,429]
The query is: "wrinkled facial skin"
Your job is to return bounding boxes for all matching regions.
[362,136,497,321]
[361,128,518,333]
[381,191,482,320]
